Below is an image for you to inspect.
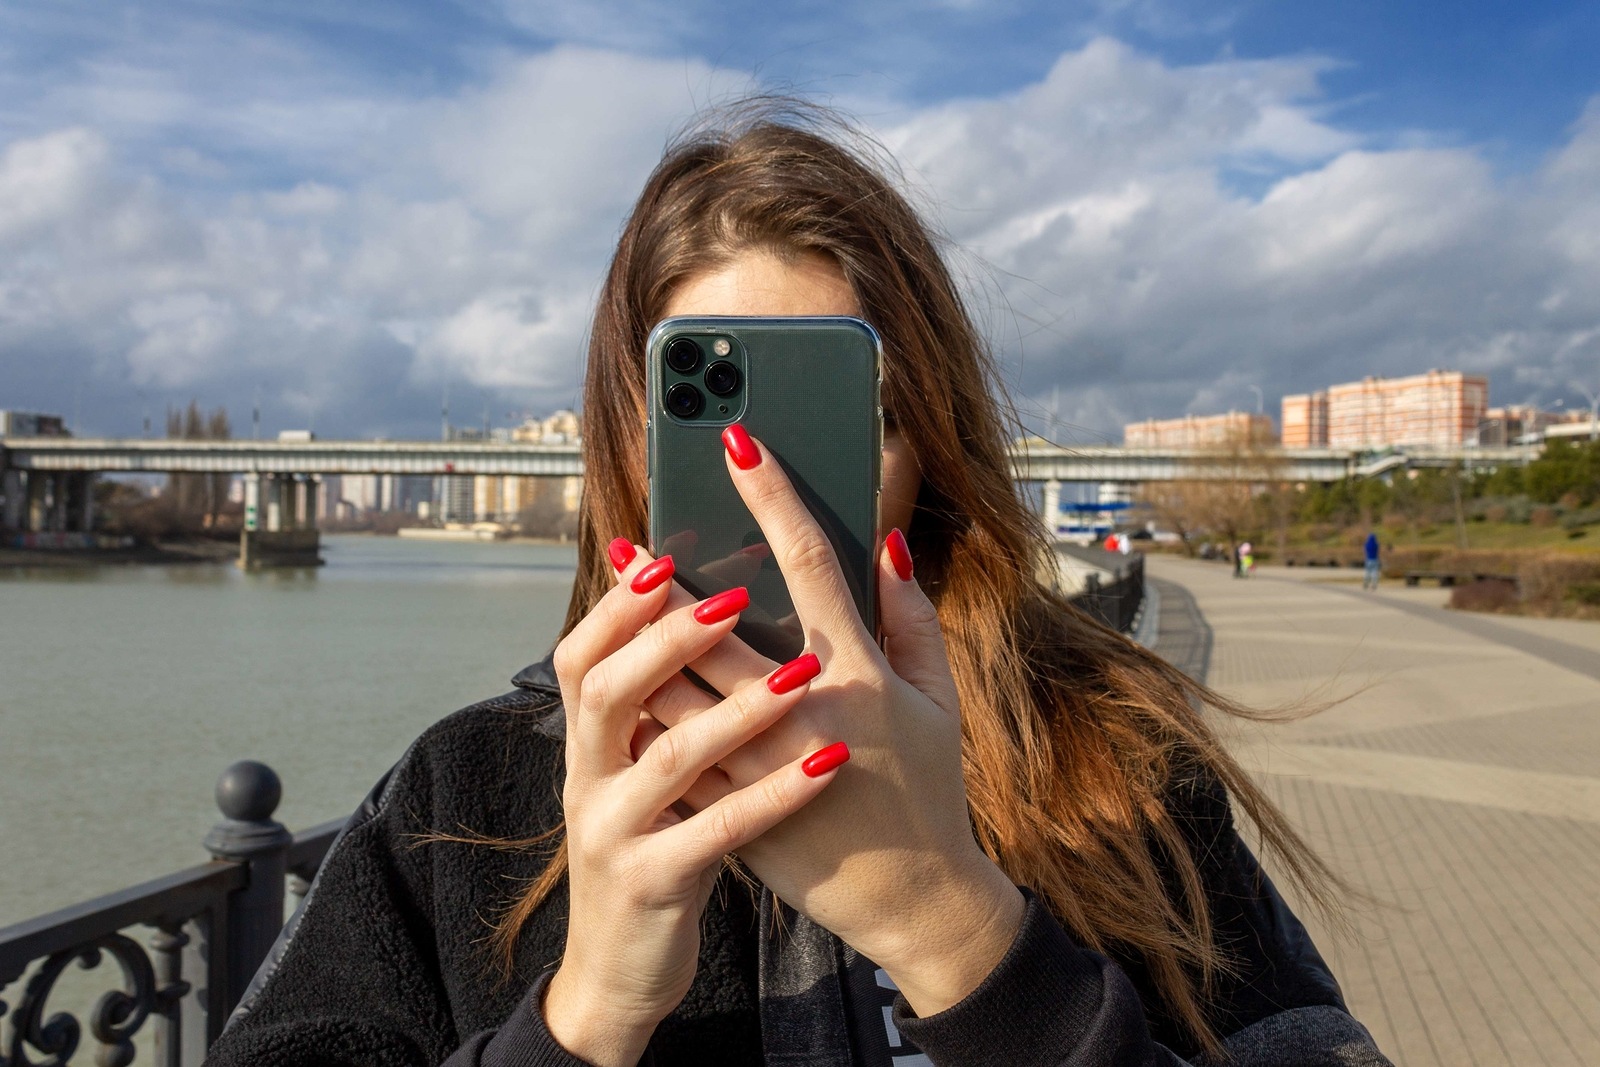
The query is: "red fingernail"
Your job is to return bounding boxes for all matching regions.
[767,652,821,694]
[694,586,750,624]
[802,741,850,778]
[886,528,914,581]
[608,537,636,571]
[630,555,674,594]
[722,424,761,470]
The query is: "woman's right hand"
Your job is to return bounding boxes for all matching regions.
[541,543,842,1067]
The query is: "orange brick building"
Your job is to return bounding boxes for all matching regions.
[1280,392,1330,448]
[1123,411,1277,448]
[1280,370,1488,449]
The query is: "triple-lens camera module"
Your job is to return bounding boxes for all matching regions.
[661,332,743,423]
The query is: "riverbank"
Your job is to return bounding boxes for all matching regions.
[0,537,236,568]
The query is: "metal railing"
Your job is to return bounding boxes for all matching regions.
[1069,552,1145,634]
[0,762,342,1067]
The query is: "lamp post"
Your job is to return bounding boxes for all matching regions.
[1248,384,1264,415]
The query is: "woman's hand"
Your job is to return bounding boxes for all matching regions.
[543,545,844,1067]
[652,425,1027,1019]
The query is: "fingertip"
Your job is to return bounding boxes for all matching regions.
[630,554,675,594]
[722,423,762,470]
[884,528,914,582]
[801,741,850,778]
[608,537,637,572]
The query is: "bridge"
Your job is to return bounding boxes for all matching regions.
[1,435,1538,565]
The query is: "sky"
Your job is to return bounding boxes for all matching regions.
[2,0,1599,444]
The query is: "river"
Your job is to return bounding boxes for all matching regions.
[0,535,578,927]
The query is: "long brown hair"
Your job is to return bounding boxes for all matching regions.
[489,99,1343,1057]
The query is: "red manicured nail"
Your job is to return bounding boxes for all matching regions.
[886,528,914,581]
[802,741,850,778]
[722,424,761,470]
[608,537,636,571]
[693,586,750,624]
[767,652,821,694]
[630,555,674,594]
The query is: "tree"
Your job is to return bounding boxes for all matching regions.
[1142,424,1285,559]
[162,400,232,530]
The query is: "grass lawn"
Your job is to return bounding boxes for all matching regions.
[1288,521,1600,555]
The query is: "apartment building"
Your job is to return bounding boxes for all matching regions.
[1326,370,1487,448]
[1280,371,1488,448]
[1123,411,1277,449]
[469,410,583,523]
[1280,392,1330,448]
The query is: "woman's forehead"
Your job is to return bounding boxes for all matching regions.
[662,249,861,319]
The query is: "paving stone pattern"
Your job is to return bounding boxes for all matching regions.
[1149,558,1600,1067]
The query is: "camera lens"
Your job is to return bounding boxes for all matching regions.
[704,360,741,397]
[666,382,704,419]
[666,337,702,374]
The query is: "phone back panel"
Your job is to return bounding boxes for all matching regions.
[647,316,882,663]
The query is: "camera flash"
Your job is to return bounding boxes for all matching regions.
[713,339,731,356]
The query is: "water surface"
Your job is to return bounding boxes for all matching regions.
[1,535,576,926]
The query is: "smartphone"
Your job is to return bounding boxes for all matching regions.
[647,316,883,663]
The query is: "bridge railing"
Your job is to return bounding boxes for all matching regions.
[0,763,341,1067]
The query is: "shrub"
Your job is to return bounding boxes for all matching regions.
[1450,578,1519,613]
[1484,503,1509,523]
[1567,581,1600,607]
[1561,507,1600,529]
[1518,554,1600,616]
[1530,506,1558,527]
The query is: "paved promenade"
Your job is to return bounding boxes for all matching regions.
[1148,558,1600,1067]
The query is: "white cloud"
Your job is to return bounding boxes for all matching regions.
[0,127,110,243]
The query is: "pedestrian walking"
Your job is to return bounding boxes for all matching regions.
[1239,540,1255,576]
[1364,531,1382,590]
[208,99,1391,1067]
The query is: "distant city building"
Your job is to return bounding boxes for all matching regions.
[1123,411,1276,449]
[1280,392,1330,448]
[441,409,585,524]
[0,411,68,437]
[1483,405,1587,445]
[1324,370,1488,449]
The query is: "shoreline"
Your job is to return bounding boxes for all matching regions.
[0,538,237,568]
[0,530,576,569]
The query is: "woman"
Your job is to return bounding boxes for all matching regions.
[208,102,1390,1066]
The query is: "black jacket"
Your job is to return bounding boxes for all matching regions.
[205,659,1390,1067]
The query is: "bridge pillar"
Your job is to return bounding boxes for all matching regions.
[239,472,322,569]
[243,472,261,532]
[50,473,72,532]
[305,475,320,529]
[26,470,49,531]
[264,474,284,532]
[67,471,95,532]
[1,468,23,530]
[1042,479,1061,541]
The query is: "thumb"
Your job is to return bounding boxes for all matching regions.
[878,528,960,714]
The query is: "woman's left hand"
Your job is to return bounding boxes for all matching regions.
[648,425,1026,1017]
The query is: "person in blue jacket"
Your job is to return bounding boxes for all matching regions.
[1364,532,1382,591]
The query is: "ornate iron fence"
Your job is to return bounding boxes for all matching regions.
[0,762,341,1067]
